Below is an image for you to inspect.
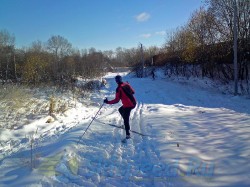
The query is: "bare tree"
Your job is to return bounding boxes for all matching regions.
[47,35,72,59]
[0,30,15,81]
[207,0,250,42]
[46,35,73,81]
[29,40,45,53]
[0,29,15,47]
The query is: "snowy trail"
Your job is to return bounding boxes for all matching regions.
[1,71,250,187]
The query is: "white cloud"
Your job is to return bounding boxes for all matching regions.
[155,31,166,36]
[139,31,166,39]
[135,12,151,22]
[140,33,152,38]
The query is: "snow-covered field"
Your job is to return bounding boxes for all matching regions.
[0,70,250,187]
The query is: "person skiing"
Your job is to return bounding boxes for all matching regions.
[151,69,155,80]
[104,75,136,140]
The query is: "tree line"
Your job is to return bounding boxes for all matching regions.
[159,0,249,90]
[0,33,107,84]
[0,30,161,85]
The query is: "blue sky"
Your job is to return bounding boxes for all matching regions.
[0,0,204,51]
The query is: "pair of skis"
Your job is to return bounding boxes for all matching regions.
[94,119,148,143]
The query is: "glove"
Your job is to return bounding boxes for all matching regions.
[104,98,108,104]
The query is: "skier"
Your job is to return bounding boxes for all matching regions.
[104,75,136,140]
[151,69,155,80]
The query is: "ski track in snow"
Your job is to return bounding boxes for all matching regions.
[0,71,250,187]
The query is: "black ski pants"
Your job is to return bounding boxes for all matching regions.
[118,106,135,136]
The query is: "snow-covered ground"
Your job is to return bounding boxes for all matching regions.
[0,70,250,187]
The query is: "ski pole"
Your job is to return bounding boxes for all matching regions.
[77,102,104,144]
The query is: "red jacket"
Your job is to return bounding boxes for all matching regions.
[107,82,136,108]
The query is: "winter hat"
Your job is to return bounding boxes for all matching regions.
[115,75,122,84]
